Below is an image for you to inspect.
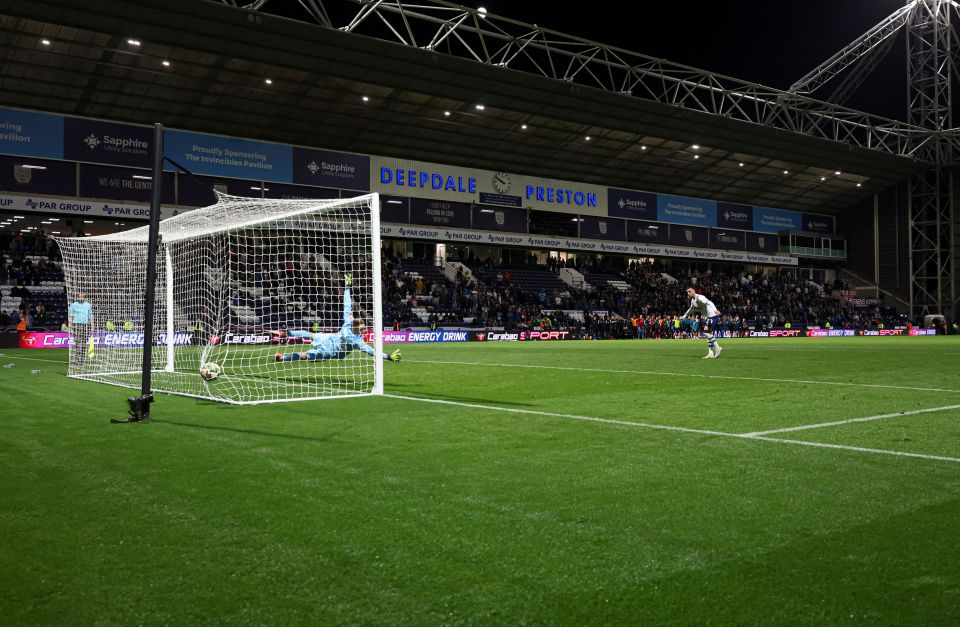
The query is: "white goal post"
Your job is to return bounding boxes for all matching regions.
[55,192,384,404]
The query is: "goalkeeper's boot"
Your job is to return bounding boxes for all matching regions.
[713,345,723,358]
[344,273,353,287]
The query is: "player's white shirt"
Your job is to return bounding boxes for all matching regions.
[688,294,720,317]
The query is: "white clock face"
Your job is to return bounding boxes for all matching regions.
[492,172,511,193]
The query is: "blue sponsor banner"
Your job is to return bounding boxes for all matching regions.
[0,107,63,159]
[64,117,152,168]
[579,216,625,241]
[626,219,669,244]
[164,129,292,182]
[669,224,709,248]
[409,197,472,228]
[607,188,656,220]
[657,194,716,227]
[473,205,526,232]
[753,206,802,233]
[801,212,835,234]
[478,191,522,208]
[79,164,176,204]
[292,147,369,191]
[716,202,753,230]
[0,155,75,196]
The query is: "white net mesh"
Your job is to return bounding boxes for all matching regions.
[55,191,384,404]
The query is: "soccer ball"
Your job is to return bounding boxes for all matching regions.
[199,362,222,381]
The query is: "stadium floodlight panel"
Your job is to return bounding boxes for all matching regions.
[40,39,50,45]
[132,175,151,180]
[162,60,171,67]
[21,164,46,169]
[127,39,141,46]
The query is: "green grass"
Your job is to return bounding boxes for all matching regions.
[2,336,960,625]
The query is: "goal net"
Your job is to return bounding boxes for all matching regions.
[55,192,384,404]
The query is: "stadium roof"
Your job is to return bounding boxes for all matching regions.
[0,0,928,214]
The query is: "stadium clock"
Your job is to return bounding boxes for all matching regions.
[492,172,512,193]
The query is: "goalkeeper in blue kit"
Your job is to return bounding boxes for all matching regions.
[275,274,401,363]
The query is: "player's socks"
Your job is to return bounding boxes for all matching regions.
[713,345,723,358]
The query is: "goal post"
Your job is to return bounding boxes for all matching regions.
[55,191,385,404]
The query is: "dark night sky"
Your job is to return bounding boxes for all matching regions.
[477,0,912,120]
[265,0,922,121]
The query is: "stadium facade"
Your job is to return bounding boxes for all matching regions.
[0,0,957,320]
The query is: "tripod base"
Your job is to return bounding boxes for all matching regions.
[111,394,154,424]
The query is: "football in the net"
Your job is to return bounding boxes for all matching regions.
[199,362,222,381]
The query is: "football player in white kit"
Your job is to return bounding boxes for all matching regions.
[681,287,723,359]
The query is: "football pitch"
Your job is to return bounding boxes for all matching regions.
[2,336,960,625]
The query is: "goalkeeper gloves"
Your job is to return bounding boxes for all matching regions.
[344,273,353,287]
[389,349,402,362]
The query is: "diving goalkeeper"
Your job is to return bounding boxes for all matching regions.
[274,274,401,363]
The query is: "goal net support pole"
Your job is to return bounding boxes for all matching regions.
[127,122,164,422]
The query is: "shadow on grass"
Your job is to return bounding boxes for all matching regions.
[154,419,341,444]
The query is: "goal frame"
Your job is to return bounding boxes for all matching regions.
[58,191,385,405]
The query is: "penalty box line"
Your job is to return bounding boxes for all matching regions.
[384,394,960,465]
[416,359,960,394]
[741,403,960,436]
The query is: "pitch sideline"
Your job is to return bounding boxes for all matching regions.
[416,359,960,394]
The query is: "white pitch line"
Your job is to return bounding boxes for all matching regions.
[0,354,68,364]
[747,435,960,464]
[742,403,960,436]
[383,394,735,437]
[415,359,960,394]
[386,394,960,464]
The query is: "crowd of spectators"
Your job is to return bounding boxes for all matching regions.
[380,253,912,338]
[0,228,930,336]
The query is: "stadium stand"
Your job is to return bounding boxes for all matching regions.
[0,232,911,336]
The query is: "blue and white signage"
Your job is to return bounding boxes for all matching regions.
[64,117,152,168]
[716,202,753,230]
[0,107,63,159]
[163,129,292,181]
[524,183,597,207]
[380,166,477,193]
[608,188,656,220]
[657,194,717,227]
[753,206,802,233]
[293,147,369,190]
